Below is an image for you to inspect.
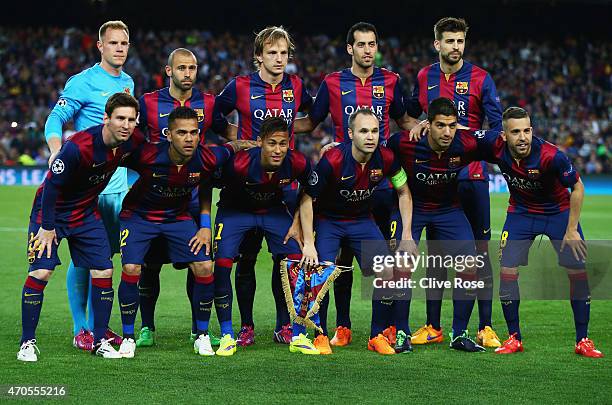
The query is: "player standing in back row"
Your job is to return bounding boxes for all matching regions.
[136,48,217,348]
[212,26,313,346]
[405,17,503,347]
[294,22,417,349]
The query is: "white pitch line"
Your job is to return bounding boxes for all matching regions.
[0,227,27,232]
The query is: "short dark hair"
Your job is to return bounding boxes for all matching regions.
[502,107,530,128]
[348,107,378,131]
[346,22,378,45]
[105,92,138,117]
[427,97,457,122]
[168,106,198,129]
[259,117,289,139]
[434,17,468,40]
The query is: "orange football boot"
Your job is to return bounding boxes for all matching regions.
[368,334,395,355]
[330,326,352,347]
[382,326,397,345]
[314,335,333,355]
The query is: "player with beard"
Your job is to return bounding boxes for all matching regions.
[405,17,503,347]
[136,48,217,348]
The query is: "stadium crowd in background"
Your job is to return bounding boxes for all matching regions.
[0,27,610,173]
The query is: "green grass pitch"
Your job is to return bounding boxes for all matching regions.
[0,186,610,403]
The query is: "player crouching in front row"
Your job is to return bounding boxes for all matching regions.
[116,106,252,358]
[475,107,603,358]
[212,117,310,355]
[19,93,144,362]
[299,107,416,355]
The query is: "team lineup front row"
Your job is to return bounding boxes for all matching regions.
[18,17,601,361]
[18,93,603,361]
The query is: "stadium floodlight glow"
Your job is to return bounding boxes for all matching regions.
[11,122,17,128]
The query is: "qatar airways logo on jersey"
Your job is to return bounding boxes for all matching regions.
[340,187,376,202]
[253,108,294,124]
[152,184,191,198]
[88,171,114,185]
[416,172,457,185]
[502,174,543,191]
[245,189,277,202]
[456,100,467,118]
[344,105,384,121]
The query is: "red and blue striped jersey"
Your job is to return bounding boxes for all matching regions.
[477,132,579,215]
[31,124,145,228]
[121,143,232,223]
[212,72,312,148]
[406,61,503,181]
[309,67,405,143]
[138,87,215,144]
[218,147,311,214]
[306,142,401,219]
[387,129,497,213]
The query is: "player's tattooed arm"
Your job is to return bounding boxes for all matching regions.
[561,179,587,261]
[226,139,257,153]
[298,194,318,267]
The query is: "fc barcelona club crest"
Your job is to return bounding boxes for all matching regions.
[455,81,468,95]
[282,89,294,102]
[370,169,383,182]
[449,156,461,168]
[372,86,384,99]
[527,169,540,179]
[188,172,201,185]
[194,108,204,123]
[123,87,131,95]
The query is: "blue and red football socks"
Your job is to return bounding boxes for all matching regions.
[21,276,47,344]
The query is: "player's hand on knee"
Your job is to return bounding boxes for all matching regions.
[561,229,587,261]
[190,228,211,256]
[34,227,58,259]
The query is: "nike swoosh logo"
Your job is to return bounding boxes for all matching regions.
[483,228,491,234]
[251,95,264,100]
[341,90,353,96]
[426,333,440,341]
[92,162,105,168]
[101,290,113,295]
[100,92,111,97]
[159,113,170,118]
[427,85,438,90]
[152,173,167,178]
[121,302,136,308]
[341,175,354,180]
[24,293,41,297]
[416,159,430,163]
